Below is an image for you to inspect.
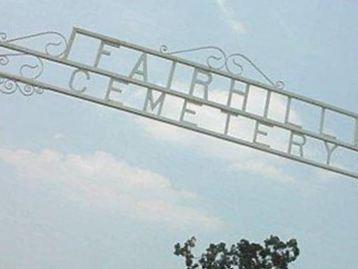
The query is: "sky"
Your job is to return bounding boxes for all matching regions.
[0,0,358,268]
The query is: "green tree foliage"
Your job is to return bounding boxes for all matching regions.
[174,235,299,269]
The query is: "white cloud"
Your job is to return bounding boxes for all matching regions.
[137,89,298,183]
[139,118,295,183]
[215,0,246,35]
[53,133,65,140]
[0,148,223,230]
[231,160,295,182]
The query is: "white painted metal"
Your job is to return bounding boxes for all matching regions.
[0,70,357,179]
[0,27,357,180]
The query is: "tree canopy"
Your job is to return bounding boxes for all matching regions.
[174,235,299,269]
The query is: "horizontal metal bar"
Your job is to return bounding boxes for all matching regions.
[0,70,357,180]
[74,27,358,119]
[0,40,357,152]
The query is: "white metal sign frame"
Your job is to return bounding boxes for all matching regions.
[0,27,357,179]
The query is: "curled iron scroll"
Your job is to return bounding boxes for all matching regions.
[0,53,44,96]
[0,31,68,96]
[1,31,68,57]
[160,45,285,90]
[0,77,44,96]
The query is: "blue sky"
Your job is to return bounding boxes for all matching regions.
[0,0,357,268]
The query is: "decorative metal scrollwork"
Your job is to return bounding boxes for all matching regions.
[160,45,285,90]
[0,52,45,96]
[0,31,68,96]
[0,77,44,96]
[0,31,68,57]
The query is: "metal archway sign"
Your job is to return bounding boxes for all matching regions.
[0,27,357,179]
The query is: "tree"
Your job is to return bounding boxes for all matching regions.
[174,235,299,269]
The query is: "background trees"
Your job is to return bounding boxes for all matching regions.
[174,235,299,269]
